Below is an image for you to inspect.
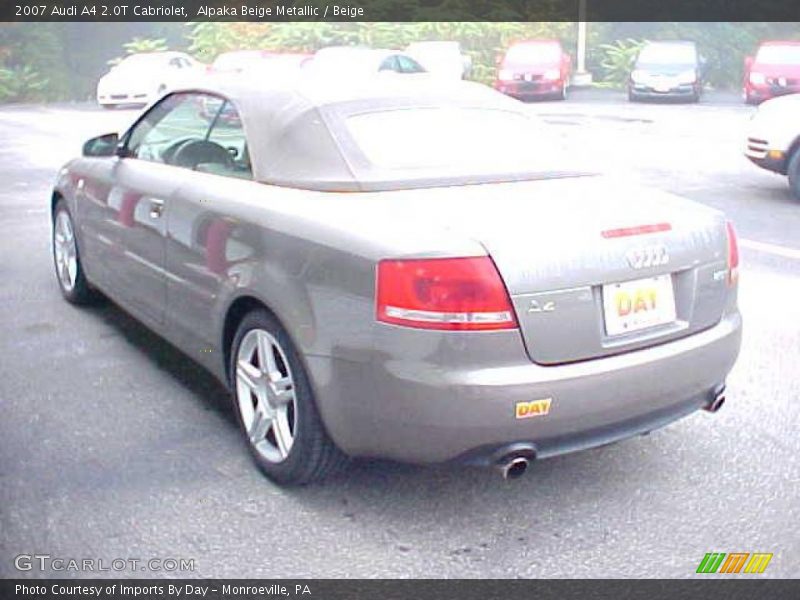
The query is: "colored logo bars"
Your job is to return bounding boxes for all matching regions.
[696,552,773,574]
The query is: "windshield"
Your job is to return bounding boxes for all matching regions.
[504,43,561,64]
[756,45,800,65]
[346,107,556,172]
[637,43,697,66]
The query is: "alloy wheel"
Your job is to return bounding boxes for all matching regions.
[235,329,297,463]
[53,210,78,293]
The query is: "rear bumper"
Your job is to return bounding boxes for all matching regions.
[309,311,742,464]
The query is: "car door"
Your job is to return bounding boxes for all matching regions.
[163,97,257,366]
[90,92,218,327]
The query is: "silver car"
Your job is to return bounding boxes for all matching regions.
[51,77,742,485]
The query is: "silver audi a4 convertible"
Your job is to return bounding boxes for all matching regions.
[51,77,742,484]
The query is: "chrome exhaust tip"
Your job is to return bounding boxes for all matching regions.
[704,385,726,413]
[498,456,530,480]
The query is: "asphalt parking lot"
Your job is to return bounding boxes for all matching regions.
[0,88,798,578]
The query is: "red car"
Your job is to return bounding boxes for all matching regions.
[744,41,800,105]
[494,40,571,101]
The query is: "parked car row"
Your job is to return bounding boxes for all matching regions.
[96,38,800,109]
[96,43,472,109]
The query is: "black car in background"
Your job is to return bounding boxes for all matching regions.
[628,41,706,102]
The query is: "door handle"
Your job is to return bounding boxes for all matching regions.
[149,199,164,219]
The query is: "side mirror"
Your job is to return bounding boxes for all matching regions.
[744,55,754,70]
[82,133,119,157]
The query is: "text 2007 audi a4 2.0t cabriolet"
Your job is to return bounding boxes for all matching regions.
[51,77,742,484]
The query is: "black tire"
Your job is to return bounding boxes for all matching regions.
[229,309,348,485]
[787,149,800,201]
[52,199,101,305]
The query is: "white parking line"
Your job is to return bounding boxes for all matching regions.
[740,239,800,261]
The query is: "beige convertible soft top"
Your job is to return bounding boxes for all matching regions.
[182,74,580,192]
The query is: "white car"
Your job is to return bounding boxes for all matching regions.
[303,47,427,78]
[405,41,472,80]
[208,50,311,75]
[745,93,800,199]
[96,52,205,109]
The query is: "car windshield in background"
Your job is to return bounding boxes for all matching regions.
[505,44,561,63]
[346,107,556,172]
[637,44,697,66]
[756,45,800,64]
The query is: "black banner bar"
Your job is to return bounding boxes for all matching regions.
[4,0,800,22]
[3,579,800,600]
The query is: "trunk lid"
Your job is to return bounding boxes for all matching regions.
[368,175,731,364]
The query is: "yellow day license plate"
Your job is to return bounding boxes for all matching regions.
[602,274,677,336]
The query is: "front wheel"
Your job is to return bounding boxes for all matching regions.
[52,200,100,304]
[787,149,800,201]
[229,309,348,485]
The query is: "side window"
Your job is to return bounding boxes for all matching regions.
[204,101,252,180]
[397,56,425,74]
[125,93,248,178]
[378,56,400,72]
[127,93,209,164]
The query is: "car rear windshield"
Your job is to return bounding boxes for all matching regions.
[504,43,561,64]
[345,107,554,172]
[756,45,800,65]
[637,44,697,66]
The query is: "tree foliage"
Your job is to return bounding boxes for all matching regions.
[108,37,170,67]
[597,38,646,87]
[0,65,48,102]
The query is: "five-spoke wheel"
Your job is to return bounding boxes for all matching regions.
[235,329,297,464]
[52,200,98,304]
[230,309,347,485]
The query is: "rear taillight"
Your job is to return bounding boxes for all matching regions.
[726,221,739,286]
[376,257,517,331]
